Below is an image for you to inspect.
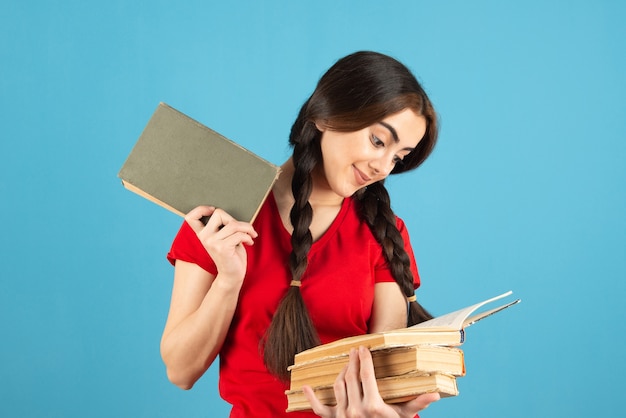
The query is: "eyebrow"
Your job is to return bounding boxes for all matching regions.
[379,121,399,142]
[379,121,415,152]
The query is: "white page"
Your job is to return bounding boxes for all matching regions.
[410,291,517,331]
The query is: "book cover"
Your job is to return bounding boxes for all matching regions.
[118,102,281,223]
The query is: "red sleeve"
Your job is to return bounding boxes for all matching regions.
[166,221,218,275]
[373,217,421,289]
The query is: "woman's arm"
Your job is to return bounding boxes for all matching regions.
[160,206,257,389]
[160,261,242,389]
[369,282,408,333]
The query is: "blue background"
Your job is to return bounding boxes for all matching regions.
[1,1,624,417]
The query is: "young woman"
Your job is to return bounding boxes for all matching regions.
[161,51,440,417]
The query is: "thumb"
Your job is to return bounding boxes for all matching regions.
[402,392,440,412]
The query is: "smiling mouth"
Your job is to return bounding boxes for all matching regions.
[353,165,371,186]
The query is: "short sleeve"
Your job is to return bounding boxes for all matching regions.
[166,221,218,275]
[373,217,421,289]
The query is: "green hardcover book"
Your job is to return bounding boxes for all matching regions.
[118,103,281,223]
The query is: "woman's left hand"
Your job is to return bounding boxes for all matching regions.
[303,346,440,418]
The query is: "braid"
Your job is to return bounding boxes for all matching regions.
[262,122,321,381]
[358,182,433,325]
[262,51,439,379]
[288,142,315,282]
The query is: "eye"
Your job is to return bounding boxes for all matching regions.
[392,155,405,166]
[370,134,384,148]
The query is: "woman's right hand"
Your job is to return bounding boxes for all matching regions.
[304,347,440,418]
[185,206,258,285]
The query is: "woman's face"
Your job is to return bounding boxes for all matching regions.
[317,108,427,198]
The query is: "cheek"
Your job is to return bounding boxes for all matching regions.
[319,131,368,171]
[320,137,345,169]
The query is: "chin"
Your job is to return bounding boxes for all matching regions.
[345,186,365,198]
[349,186,365,196]
[331,188,355,199]
[330,179,362,199]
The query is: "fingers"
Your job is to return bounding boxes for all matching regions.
[345,348,364,406]
[201,208,258,246]
[185,206,216,232]
[356,346,379,402]
[303,364,350,418]
[333,363,349,410]
[303,385,334,418]
[186,207,258,244]
[344,346,439,415]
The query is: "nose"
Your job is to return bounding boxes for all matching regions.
[368,155,395,178]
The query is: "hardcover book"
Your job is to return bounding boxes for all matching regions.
[289,344,465,391]
[118,103,281,223]
[286,373,459,412]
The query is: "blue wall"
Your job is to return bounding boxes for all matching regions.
[1,1,624,417]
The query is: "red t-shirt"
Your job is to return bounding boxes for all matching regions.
[167,192,420,417]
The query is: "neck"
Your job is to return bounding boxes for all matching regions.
[275,158,344,208]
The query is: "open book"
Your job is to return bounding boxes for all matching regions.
[293,291,520,364]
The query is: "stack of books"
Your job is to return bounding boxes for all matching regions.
[285,291,520,412]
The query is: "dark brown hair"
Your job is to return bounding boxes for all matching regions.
[263,51,438,381]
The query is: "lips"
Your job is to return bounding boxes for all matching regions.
[353,165,371,186]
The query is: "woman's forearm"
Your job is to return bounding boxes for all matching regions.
[160,266,243,389]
